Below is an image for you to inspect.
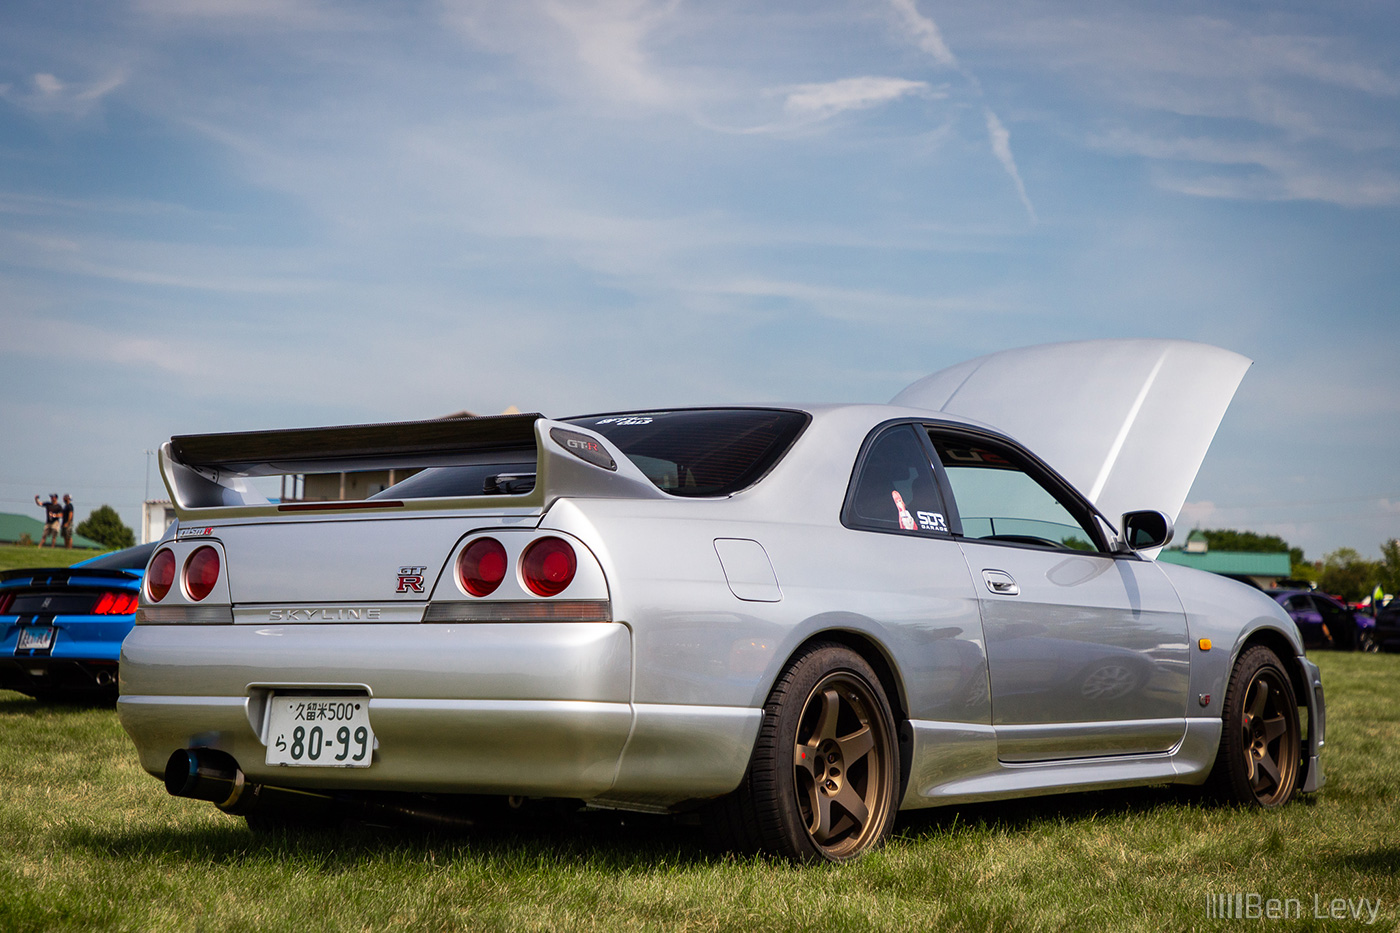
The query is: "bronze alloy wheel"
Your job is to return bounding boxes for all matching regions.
[1238,666,1300,805]
[790,670,896,858]
[1207,645,1301,808]
[703,642,899,861]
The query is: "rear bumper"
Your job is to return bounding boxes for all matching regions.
[117,621,761,806]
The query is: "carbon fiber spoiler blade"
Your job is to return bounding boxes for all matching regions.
[158,413,667,518]
[170,413,543,475]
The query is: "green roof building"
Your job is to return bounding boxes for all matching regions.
[1158,531,1290,588]
[0,512,105,549]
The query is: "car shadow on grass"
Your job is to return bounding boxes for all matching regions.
[0,692,116,713]
[892,784,1195,842]
[1338,846,1400,874]
[62,785,1216,871]
[61,804,725,872]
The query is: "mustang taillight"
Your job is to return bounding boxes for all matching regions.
[0,593,13,614]
[147,549,176,602]
[521,537,576,597]
[93,592,139,615]
[184,546,220,601]
[458,538,508,597]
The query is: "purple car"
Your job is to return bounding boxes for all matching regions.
[1271,590,1377,652]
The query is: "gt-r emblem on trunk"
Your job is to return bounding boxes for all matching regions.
[396,567,427,594]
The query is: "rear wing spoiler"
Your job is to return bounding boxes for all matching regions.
[159,413,667,520]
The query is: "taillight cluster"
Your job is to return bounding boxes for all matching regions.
[146,546,221,603]
[456,537,578,597]
[94,592,140,614]
[0,593,13,615]
[147,549,176,601]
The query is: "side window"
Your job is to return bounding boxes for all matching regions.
[1283,595,1313,614]
[844,425,950,535]
[929,433,1102,552]
[1316,597,1350,623]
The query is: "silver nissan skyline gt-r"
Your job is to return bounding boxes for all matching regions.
[119,339,1325,861]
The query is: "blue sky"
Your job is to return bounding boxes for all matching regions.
[1,0,1397,560]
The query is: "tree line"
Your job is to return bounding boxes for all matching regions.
[1195,529,1400,602]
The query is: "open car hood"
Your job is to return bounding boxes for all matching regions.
[891,339,1251,538]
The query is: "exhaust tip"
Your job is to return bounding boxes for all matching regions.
[164,749,200,797]
[163,747,243,805]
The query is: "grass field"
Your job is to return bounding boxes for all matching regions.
[0,544,110,573]
[1,652,1396,932]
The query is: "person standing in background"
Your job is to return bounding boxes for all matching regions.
[34,493,62,548]
[61,494,75,549]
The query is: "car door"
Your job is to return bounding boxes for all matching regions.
[838,424,990,726]
[1282,594,1326,646]
[926,428,1190,763]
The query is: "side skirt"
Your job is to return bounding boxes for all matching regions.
[899,718,1223,809]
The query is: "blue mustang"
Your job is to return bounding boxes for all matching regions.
[0,542,156,700]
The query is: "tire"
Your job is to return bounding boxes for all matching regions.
[1358,629,1379,653]
[706,642,899,862]
[1205,645,1301,808]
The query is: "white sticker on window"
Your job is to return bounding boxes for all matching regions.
[916,511,948,533]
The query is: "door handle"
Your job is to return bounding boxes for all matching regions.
[982,570,1019,596]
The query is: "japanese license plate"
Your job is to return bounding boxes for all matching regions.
[17,627,55,651]
[265,696,374,767]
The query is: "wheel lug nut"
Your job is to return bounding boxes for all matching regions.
[827,753,837,764]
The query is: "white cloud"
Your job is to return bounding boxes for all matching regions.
[0,70,126,116]
[1177,500,1220,530]
[1091,129,1400,207]
[983,108,1036,222]
[884,1,1037,222]
[542,0,677,107]
[0,229,327,295]
[440,0,684,110]
[33,73,64,95]
[0,307,201,377]
[132,0,334,27]
[781,76,934,121]
[951,6,1400,206]
[886,0,959,70]
[689,275,1019,325]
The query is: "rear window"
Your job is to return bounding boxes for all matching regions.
[370,409,809,500]
[566,409,809,497]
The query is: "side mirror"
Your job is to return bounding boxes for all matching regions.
[1121,510,1174,551]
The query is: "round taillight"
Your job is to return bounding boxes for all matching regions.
[147,549,176,602]
[184,546,221,602]
[458,537,508,597]
[521,537,576,597]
